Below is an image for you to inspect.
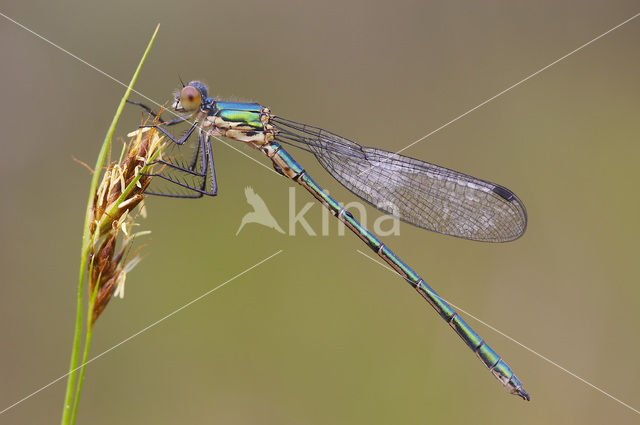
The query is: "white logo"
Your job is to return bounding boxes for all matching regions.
[236,186,400,237]
[236,186,286,235]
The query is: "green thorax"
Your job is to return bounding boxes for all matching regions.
[211,101,264,130]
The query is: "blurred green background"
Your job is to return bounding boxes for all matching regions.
[1,1,639,424]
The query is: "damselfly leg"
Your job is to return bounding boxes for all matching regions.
[128,101,218,198]
[126,100,187,126]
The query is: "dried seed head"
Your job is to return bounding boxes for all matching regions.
[87,124,164,325]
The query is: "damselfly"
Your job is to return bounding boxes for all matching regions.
[128,80,529,400]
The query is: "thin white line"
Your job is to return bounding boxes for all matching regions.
[357,11,640,177]
[0,11,279,177]
[356,249,640,415]
[0,250,283,415]
[216,138,277,174]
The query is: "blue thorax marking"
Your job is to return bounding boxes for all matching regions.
[213,101,262,113]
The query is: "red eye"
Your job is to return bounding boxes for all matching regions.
[179,86,201,111]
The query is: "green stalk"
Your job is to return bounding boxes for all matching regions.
[69,261,99,425]
[68,300,96,425]
[60,24,160,425]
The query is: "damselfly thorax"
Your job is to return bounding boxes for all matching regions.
[192,102,303,179]
[200,104,276,149]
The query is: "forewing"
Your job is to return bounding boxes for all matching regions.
[274,117,527,242]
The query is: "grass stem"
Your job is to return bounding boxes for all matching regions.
[60,23,160,425]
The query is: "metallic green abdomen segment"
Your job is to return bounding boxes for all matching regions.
[272,143,305,177]
[214,102,264,130]
[378,245,421,284]
[416,280,456,320]
[341,211,384,251]
[477,343,501,368]
[450,314,483,350]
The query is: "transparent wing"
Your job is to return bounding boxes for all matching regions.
[273,117,527,242]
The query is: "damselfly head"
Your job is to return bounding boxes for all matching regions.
[173,80,209,113]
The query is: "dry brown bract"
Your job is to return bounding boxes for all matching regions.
[88,126,163,324]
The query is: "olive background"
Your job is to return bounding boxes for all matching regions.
[1,1,639,424]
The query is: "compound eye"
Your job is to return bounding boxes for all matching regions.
[179,86,201,111]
